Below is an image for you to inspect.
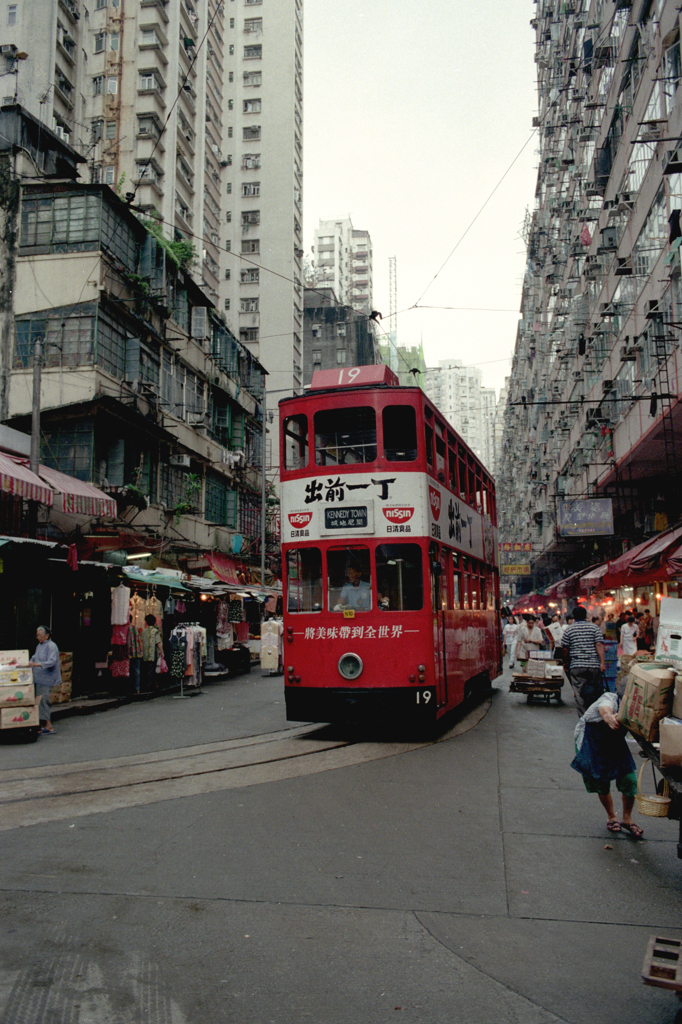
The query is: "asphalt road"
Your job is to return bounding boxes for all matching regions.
[1,664,681,1024]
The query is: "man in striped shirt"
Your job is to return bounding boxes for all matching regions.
[562,606,606,716]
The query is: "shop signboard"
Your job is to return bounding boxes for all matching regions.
[499,542,532,552]
[501,564,531,576]
[558,498,614,537]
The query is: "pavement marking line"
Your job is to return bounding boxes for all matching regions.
[0,699,490,832]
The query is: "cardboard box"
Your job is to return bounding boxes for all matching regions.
[0,650,29,668]
[529,651,553,660]
[660,716,682,767]
[617,662,676,741]
[526,659,547,679]
[0,682,34,705]
[0,703,39,729]
[545,663,565,679]
[0,667,32,686]
[656,598,682,665]
[673,677,682,720]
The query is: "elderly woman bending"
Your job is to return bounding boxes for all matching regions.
[570,691,643,837]
[28,625,61,735]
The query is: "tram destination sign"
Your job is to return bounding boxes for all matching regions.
[324,506,368,530]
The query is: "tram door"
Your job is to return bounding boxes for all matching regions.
[429,542,448,707]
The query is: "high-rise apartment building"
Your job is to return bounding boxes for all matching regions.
[312,217,373,312]
[4,0,303,465]
[498,0,682,590]
[423,360,496,471]
[222,0,304,403]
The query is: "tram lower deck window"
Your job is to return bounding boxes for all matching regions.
[286,547,322,612]
[314,407,377,466]
[375,544,423,611]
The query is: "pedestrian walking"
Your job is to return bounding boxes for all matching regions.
[570,690,643,837]
[516,615,543,670]
[27,625,60,735]
[503,616,519,668]
[141,614,164,691]
[546,614,565,659]
[561,606,606,716]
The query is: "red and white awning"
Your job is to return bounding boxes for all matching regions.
[36,465,117,519]
[0,452,53,505]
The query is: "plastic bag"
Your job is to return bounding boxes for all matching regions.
[156,654,169,674]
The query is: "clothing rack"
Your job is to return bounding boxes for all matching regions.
[170,623,205,699]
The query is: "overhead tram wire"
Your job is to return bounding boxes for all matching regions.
[411,130,538,308]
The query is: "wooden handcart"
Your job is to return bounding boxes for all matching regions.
[509,672,563,705]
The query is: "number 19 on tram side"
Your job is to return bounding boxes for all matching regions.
[279,364,502,729]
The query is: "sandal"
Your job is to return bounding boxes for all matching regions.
[620,821,644,838]
[606,820,622,832]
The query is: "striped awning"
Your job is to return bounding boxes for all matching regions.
[0,453,53,505]
[36,465,117,519]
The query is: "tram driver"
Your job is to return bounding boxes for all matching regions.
[336,566,372,611]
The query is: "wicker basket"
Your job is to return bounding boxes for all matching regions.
[636,760,671,817]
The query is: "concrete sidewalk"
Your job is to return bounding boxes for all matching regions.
[0,663,681,1023]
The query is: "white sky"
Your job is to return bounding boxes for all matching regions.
[302,0,539,397]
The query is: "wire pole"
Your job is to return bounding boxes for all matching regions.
[30,334,42,475]
[28,333,43,538]
[261,389,267,587]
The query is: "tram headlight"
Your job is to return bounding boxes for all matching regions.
[338,652,363,681]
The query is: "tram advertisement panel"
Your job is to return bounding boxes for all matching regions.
[281,473,497,563]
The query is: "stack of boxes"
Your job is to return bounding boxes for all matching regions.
[51,652,73,705]
[0,665,38,731]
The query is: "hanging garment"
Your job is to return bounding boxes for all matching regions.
[111,584,131,625]
[176,599,186,615]
[110,657,130,678]
[130,593,146,630]
[164,596,176,615]
[235,621,249,644]
[217,623,234,651]
[228,599,243,622]
[111,623,129,646]
[169,635,188,677]
[146,596,163,629]
[260,620,282,671]
[67,544,79,571]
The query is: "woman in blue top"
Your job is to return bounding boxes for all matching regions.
[28,625,61,734]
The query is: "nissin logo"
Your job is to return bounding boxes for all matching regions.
[288,511,313,528]
[383,507,414,523]
[429,486,441,520]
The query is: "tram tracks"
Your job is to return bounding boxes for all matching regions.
[0,699,491,831]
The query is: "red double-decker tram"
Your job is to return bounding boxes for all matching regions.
[279,364,502,728]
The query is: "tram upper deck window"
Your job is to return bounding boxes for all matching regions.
[328,546,372,612]
[314,407,377,465]
[382,405,417,461]
[283,414,308,470]
[286,547,322,612]
[375,543,423,611]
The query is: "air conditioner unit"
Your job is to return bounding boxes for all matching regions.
[0,44,17,56]
[169,454,191,468]
[572,370,583,380]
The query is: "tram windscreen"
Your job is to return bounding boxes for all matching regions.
[328,546,372,612]
[383,406,417,461]
[375,544,423,611]
[314,407,377,465]
[286,548,322,612]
